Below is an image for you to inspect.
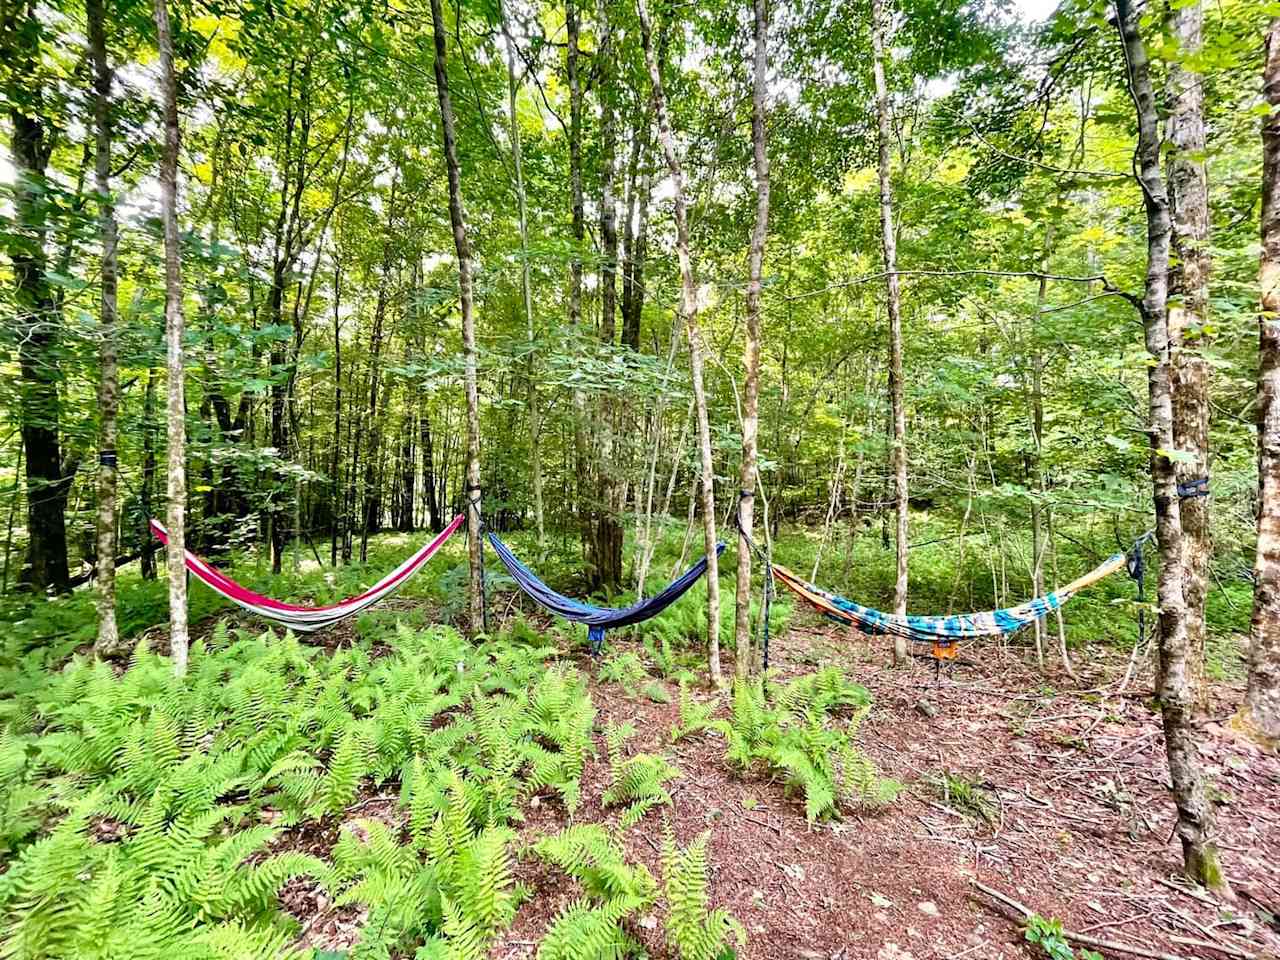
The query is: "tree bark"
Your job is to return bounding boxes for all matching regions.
[141,368,157,579]
[87,0,122,656]
[500,13,546,559]
[155,0,190,676]
[566,0,592,573]
[1166,0,1212,703]
[3,0,72,594]
[1243,18,1280,749]
[735,0,770,679]
[638,0,722,685]
[1114,0,1228,892]
[870,0,909,663]
[430,0,485,634]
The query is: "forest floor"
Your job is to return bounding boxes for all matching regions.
[207,596,1280,960]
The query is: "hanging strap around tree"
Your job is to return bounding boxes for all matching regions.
[736,489,775,671]
[466,484,489,634]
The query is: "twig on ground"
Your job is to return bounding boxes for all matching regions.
[971,878,1199,960]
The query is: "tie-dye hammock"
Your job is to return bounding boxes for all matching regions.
[771,552,1128,644]
[149,514,465,632]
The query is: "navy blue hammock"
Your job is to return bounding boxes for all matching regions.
[486,532,725,654]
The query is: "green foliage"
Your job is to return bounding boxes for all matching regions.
[1024,914,1101,960]
[929,770,997,827]
[597,651,649,695]
[670,684,729,743]
[660,828,746,960]
[600,723,680,828]
[721,672,900,821]
[0,618,596,959]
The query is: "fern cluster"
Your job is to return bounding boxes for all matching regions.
[723,670,901,821]
[670,684,728,743]
[661,828,746,960]
[600,723,680,828]
[532,824,658,960]
[0,619,596,959]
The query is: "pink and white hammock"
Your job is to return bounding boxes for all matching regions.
[148,513,465,632]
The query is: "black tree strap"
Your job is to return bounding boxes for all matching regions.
[1125,530,1155,649]
[735,490,774,670]
[1177,476,1209,499]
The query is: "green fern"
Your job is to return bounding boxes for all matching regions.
[660,828,746,960]
[670,684,728,743]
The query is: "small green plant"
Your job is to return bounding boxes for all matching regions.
[601,723,680,827]
[643,681,672,704]
[1023,914,1101,960]
[670,684,728,743]
[661,827,746,960]
[597,651,649,695]
[929,770,997,828]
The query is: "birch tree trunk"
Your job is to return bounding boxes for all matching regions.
[88,0,121,657]
[593,0,623,590]
[1114,0,1228,893]
[871,0,909,664]
[155,0,189,676]
[638,0,722,684]
[430,0,484,633]
[500,13,546,559]
[735,0,770,679]
[1166,0,1212,702]
[1243,18,1280,748]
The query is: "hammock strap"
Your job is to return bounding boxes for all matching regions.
[736,490,774,671]
[466,484,489,635]
[1126,529,1155,650]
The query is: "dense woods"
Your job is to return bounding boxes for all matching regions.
[3,0,1280,956]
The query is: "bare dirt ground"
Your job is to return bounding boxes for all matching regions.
[265,598,1280,960]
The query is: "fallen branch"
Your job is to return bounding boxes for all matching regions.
[970,879,1206,960]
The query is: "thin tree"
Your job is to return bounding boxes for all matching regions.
[637,0,723,684]
[87,0,121,657]
[155,0,189,676]
[1114,0,1227,892]
[500,10,546,559]
[430,0,484,632]
[735,0,770,678]
[870,0,909,664]
[1243,17,1280,747]
[1166,0,1212,699]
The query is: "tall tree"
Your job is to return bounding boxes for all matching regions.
[155,0,189,676]
[735,0,770,678]
[1166,0,1212,698]
[87,0,121,656]
[870,0,909,664]
[1113,0,1227,892]
[638,0,723,684]
[1244,17,1280,748]
[2,0,73,594]
[500,10,546,558]
[430,0,484,632]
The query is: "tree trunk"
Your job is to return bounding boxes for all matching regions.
[735,0,770,679]
[141,368,157,579]
[1166,0,1212,703]
[430,0,485,633]
[155,0,189,676]
[566,0,591,572]
[360,238,392,563]
[3,0,72,595]
[1114,0,1228,893]
[1243,18,1280,749]
[638,0,722,685]
[87,0,122,656]
[871,0,909,663]
[501,12,546,559]
[331,256,343,564]
[592,0,623,592]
